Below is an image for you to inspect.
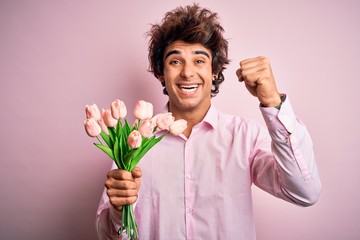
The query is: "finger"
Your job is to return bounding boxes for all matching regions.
[243,75,258,87]
[107,188,138,198]
[240,56,268,68]
[109,195,138,207]
[240,58,271,79]
[236,68,244,82]
[241,61,272,84]
[105,178,137,190]
[238,58,270,82]
[107,169,133,181]
[132,167,142,178]
[241,63,269,77]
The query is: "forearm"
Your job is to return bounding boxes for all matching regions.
[270,118,321,205]
[257,96,321,206]
[96,189,122,239]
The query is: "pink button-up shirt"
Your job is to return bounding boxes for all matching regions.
[96,97,321,240]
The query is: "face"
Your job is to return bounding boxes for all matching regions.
[159,40,215,115]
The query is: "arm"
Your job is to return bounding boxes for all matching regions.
[96,165,142,239]
[237,57,321,206]
[254,97,321,206]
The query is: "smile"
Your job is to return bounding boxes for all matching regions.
[178,84,199,93]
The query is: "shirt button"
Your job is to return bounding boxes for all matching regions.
[186,174,192,180]
[187,208,193,214]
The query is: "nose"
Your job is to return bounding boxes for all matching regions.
[180,63,194,79]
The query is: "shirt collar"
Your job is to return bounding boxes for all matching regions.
[202,104,218,130]
[160,103,218,130]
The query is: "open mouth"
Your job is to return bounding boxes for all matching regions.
[179,84,199,93]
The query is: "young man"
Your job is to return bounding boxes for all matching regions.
[96,4,321,239]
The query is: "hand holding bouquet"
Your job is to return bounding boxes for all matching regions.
[84,99,187,239]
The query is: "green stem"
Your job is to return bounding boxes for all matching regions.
[119,204,138,239]
[159,131,169,138]
[96,136,103,145]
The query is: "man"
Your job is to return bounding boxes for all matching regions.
[96,4,321,239]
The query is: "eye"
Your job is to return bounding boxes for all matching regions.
[169,59,181,65]
[195,59,205,64]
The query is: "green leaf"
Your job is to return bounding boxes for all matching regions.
[123,150,134,171]
[124,120,132,136]
[153,126,158,133]
[113,137,121,168]
[116,120,123,138]
[129,135,164,171]
[119,130,130,166]
[117,137,126,170]
[108,127,116,148]
[94,143,115,160]
[100,131,112,148]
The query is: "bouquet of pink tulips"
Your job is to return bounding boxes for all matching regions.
[84,99,187,239]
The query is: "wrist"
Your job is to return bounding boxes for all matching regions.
[260,94,286,109]
[112,205,123,213]
[274,94,286,109]
[260,94,281,108]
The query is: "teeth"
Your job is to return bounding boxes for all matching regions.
[180,84,198,89]
[179,84,198,93]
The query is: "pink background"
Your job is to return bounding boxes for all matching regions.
[1,0,359,239]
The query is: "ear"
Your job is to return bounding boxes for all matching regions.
[158,76,165,82]
[212,71,220,79]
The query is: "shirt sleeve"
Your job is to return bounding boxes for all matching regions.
[95,163,125,240]
[252,96,321,206]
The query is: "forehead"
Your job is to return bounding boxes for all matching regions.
[164,40,212,58]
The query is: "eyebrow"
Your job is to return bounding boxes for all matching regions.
[164,50,181,59]
[194,50,210,59]
[164,50,211,59]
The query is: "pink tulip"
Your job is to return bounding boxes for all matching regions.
[156,113,175,130]
[84,118,102,137]
[98,119,109,135]
[111,99,127,120]
[127,130,142,149]
[151,113,161,125]
[102,108,118,127]
[133,100,153,120]
[85,104,101,121]
[138,119,154,138]
[150,114,162,133]
[169,119,187,136]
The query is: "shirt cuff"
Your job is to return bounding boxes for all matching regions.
[260,95,297,133]
[109,204,122,230]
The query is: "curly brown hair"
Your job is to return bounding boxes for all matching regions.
[147,4,230,97]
